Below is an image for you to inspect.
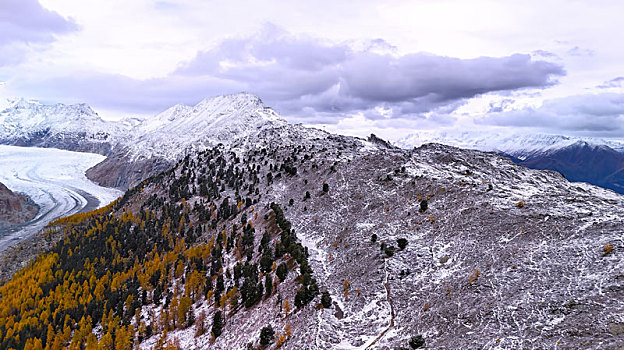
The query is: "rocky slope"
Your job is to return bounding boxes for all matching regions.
[1,112,623,349]
[0,182,38,227]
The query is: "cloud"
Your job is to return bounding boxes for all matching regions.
[10,24,565,123]
[477,93,624,136]
[531,50,558,58]
[597,77,624,89]
[567,46,595,57]
[0,0,77,67]
[174,24,565,119]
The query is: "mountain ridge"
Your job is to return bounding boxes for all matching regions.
[1,121,623,349]
[398,130,624,194]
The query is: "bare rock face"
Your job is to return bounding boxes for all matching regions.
[85,147,174,189]
[0,182,37,226]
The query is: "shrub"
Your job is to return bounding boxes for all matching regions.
[604,244,615,256]
[397,238,408,250]
[371,234,377,243]
[409,335,425,349]
[260,325,275,346]
[419,199,428,212]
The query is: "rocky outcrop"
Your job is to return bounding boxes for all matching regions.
[0,182,37,226]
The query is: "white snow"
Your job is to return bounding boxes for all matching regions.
[127,93,287,161]
[0,145,122,251]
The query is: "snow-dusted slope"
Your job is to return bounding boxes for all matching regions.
[398,131,624,194]
[0,99,131,154]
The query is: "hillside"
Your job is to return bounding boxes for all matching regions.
[0,117,623,349]
[517,141,624,194]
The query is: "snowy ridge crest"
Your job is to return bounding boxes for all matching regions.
[128,92,287,160]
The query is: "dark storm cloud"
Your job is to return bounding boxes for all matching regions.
[174,25,565,119]
[0,0,77,66]
[477,93,624,136]
[16,25,565,122]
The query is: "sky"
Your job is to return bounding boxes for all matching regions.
[1,0,623,141]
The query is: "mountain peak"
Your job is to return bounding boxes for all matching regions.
[197,92,264,107]
[126,92,286,160]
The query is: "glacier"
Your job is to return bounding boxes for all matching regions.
[0,145,122,252]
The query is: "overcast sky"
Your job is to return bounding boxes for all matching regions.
[1,0,623,140]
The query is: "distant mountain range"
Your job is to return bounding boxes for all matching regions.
[398,131,624,194]
[0,94,285,189]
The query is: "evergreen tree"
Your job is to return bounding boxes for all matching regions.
[397,238,408,250]
[321,291,332,308]
[409,335,425,349]
[211,311,224,338]
[276,263,289,282]
[265,274,273,296]
[260,250,273,274]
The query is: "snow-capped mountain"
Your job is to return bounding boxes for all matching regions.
[0,94,285,162]
[86,93,291,188]
[128,93,286,160]
[0,98,131,155]
[0,93,289,189]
